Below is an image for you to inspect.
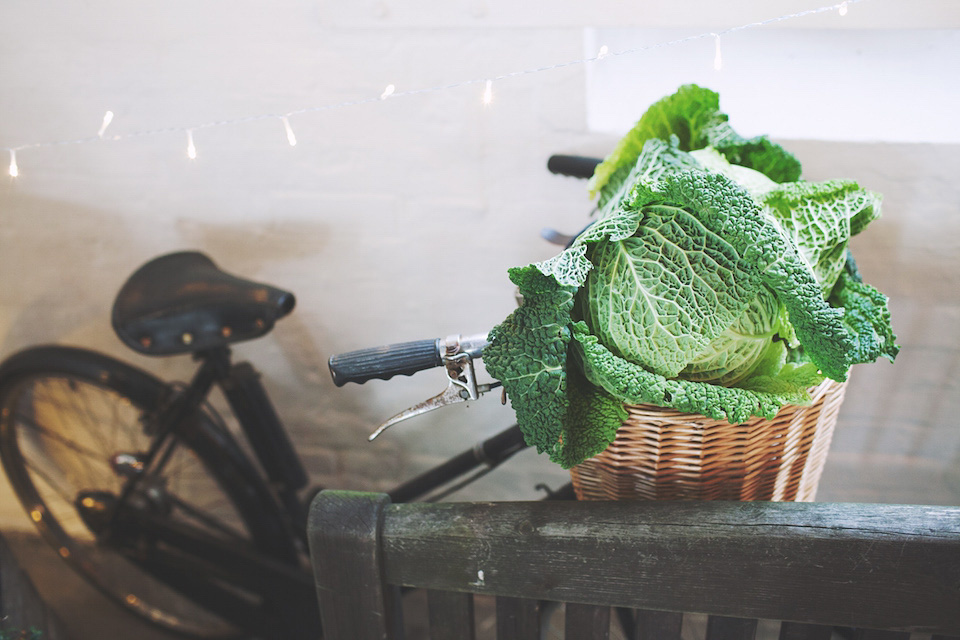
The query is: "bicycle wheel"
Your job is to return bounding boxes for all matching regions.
[0,346,300,638]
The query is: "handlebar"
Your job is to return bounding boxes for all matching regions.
[329,155,597,388]
[328,334,489,387]
[327,153,599,434]
[547,155,601,179]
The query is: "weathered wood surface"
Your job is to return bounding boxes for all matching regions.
[378,499,960,634]
[0,533,69,640]
[307,491,399,640]
[778,621,834,640]
[707,615,759,640]
[636,609,684,640]
[309,491,960,639]
[494,596,539,639]
[565,602,610,639]
[426,589,474,640]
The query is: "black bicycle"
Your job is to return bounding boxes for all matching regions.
[0,156,601,639]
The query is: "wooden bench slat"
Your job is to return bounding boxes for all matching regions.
[854,630,911,640]
[427,589,474,640]
[778,621,834,640]
[308,492,960,639]
[636,609,684,640]
[565,602,610,639]
[308,491,400,639]
[377,500,960,633]
[496,596,540,640]
[706,615,759,640]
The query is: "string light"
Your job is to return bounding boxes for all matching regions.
[8,149,18,178]
[97,111,114,138]
[186,130,197,160]
[1,0,867,169]
[713,33,723,71]
[281,116,297,146]
[482,79,493,105]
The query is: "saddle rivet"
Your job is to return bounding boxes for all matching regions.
[254,319,265,330]
[140,337,152,349]
[181,332,194,345]
[221,326,232,338]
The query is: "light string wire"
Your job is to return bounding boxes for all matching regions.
[3,0,861,169]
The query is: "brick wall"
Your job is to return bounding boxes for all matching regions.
[0,1,957,519]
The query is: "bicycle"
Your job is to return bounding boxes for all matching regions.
[0,155,602,639]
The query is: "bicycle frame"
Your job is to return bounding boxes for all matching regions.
[5,157,602,638]
[95,344,564,637]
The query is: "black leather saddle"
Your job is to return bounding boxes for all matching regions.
[112,251,296,356]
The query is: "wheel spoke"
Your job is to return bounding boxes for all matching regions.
[60,380,113,455]
[166,492,248,541]
[0,362,273,637]
[32,380,110,490]
[22,455,82,508]
[14,412,110,462]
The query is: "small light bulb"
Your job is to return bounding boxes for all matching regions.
[281,117,297,146]
[98,111,114,138]
[713,34,723,71]
[482,80,493,106]
[186,130,197,160]
[838,1,848,15]
[597,45,609,60]
[380,84,396,100]
[8,149,19,177]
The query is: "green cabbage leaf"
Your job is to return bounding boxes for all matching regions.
[588,83,802,205]
[484,86,897,469]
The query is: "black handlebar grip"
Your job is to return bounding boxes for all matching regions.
[328,339,442,387]
[547,155,602,179]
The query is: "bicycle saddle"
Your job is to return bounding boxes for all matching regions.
[112,251,296,356]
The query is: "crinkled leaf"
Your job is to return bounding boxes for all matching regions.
[704,120,802,183]
[598,137,705,211]
[828,253,899,364]
[588,84,801,202]
[485,86,897,471]
[689,147,778,198]
[586,170,782,378]
[483,266,575,455]
[657,171,858,383]
[681,286,794,386]
[581,168,856,382]
[588,84,723,201]
[572,323,823,424]
[761,253,851,381]
[533,244,593,289]
[551,369,627,469]
[484,266,627,468]
[762,180,882,293]
[581,204,762,378]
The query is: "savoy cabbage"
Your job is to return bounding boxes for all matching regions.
[484,84,898,469]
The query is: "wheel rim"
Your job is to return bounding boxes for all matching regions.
[0,373,256,638]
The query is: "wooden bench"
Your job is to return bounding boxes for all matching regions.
[0,533,69,640]
[308,490,960,639]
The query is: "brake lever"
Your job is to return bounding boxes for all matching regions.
[368,334,500,441]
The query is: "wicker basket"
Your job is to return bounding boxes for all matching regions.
[570,378,847,502]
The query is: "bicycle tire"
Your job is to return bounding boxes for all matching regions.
[0,345,301,638]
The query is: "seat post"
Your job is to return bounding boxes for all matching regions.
[194,345,233,383]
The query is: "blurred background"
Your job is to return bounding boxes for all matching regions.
[1,0,958,529]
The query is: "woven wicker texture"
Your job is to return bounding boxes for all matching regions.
[570,378,847,502]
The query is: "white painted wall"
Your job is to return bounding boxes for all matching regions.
[1,0,958,525]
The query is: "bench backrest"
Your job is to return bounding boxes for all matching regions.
[308,490,960,640]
